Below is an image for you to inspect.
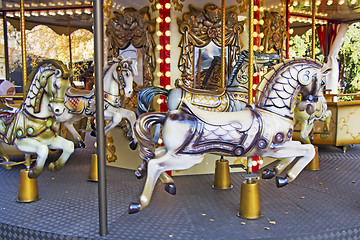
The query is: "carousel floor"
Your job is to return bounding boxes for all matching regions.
[0,134,359,240]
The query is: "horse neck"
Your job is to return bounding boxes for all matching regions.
[103,63,120,96]
[24,72,53,118]
[256,64,301,119]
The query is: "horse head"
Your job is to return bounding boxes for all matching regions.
[297,65,331,115]
[112,56,137,98]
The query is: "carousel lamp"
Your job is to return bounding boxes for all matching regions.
[165,85,172,90]
[6,13,14,17]
[156,3,163,9]
[14,12,20,17]
[165,72,171,77]
[289,40,294,45]
[157,138,163,144]
[49,11,56,16]
[49,3,56,6]
[259,19,264,25]
[84,0,91,4]
[57,10,65,15]
[25,12,31,17]
[157,31,163,36]
[259,6,264,12]
[156,45,163,50]
[289,6,294,11]
[165,3,171,9]
[165,30,171,36]
[252,161,258,167]
[316,0,321,5]
[289,28,294,34]
[84,9,92,14]
[157,72,164,77]
[327,0,333,5]
[165,44,171,50]
[293,1,298,6]
[254,19,258,25]
[66,10,74,15]
[156,98,164,104]
[157,58,164,63]
[165,58,171,64]
[259,32,264,38]
[254,5,258,11]
[40,3,47,7]
[254,45,259,51]
[165,17,171,23]
[339,0,345,5]
[40,12,48,16]
[24,4,30,7]
[5,3,13,8]
[156,17,163,23]
[75,10,82,15]
[351,0,357,4]
[66,1,73,5]
[305,1,310,6]
[58,2,65,6]
[253,32,258,37]
[14,3,20,7]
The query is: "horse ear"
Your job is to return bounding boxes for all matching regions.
[321,67,332,76]
[55,69,62,78]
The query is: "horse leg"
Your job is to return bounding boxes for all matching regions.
[118,108,138,150]
[129,153,204,213]
[300,122,313,144]
[262,141,315,187]
[135,146,167,179]
[14,138,49,179]
[63,115,86,148]
[48,136,75,172]
[0,143,11,169]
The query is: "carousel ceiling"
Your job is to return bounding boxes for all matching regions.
[1,0,360,36]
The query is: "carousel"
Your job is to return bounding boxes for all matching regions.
[0,0,359,239]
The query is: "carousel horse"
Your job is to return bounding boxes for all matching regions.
[0,59,74,178]
[136,50,280,116]
[53,56,138,149]
[129,58,331,213]
[293,94,331,144]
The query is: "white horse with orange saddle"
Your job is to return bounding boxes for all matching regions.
[129,58,331,213]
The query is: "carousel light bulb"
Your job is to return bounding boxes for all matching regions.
[66,1,72,5]
[49,11,56,16]
[259,159,264,165]
[254,5,259,11]
[57,10,65,15]
[254,19,258,25]
[24,3,30,7]
[259,46,264,51]
[252,161,258,167]
[156,98,164,104]
[14,4,20,7]
[156,3,163,9]
[165,30,171,36]
[165,17,171,23]
[66,10,74,15]
[75,10,82,15]
[253,32,258,37]
[25,12,31,17]
[259,19,264,25]
[289,40,294,45]
[58,2,65,6]
[165,72,171,77]
[259,32,264,38]
[49,3,56,6]
[293,1,298,6]
[259,7,264,12]
[165,58,171,64]
[254,45,259,51]
[316,0,321,5]
[157,58,164,63]
[289,28,294,34]
[30,3,38,7]
[289,6,294,12]
[351,0,357,4]
[327,0,333,5]
[165,44,171,50]
[289,17,294,23]
[5,3,13,8]
[158,138,163,144]
[6,13,14,17]
[156,17,163,23]
[157,72,163,77]
[304,0,310,6]
[156,45,163,50]
[32,11,39,16]
[156,31,163,36]
[165,3,171,9]
[14,12,20,17]
[165,85,172,90]
[40,3,47,7]
[84,9,92,14]
[339,0,345,5]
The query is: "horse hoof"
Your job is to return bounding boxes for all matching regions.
[276,176,289,188]
[262,168,276,179]
[135,169,145,179]
[76,140,86,149]
[90,130,97,137]
[28,170,38,179]
[48,162,61,172]
[129,141,138,150]
[129,202,141,214]
[165,183,176,195]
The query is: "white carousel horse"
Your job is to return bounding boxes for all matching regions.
[52,56,138,149]
[0,59,74,178]
[293,94,332,144]
[129,58,331,213]
[136,50,280,116]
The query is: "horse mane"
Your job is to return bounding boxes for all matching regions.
[255,57,322,105]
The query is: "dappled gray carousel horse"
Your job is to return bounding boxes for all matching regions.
[52,56,138,149]
[129,58,331,213]
[0,60,74,178]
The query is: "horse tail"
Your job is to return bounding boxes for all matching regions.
[136,86,169,116]
[135,112,167,162]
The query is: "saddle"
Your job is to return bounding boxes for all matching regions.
[181,101,255,131]
[176,79,226,97]
[66,87,94,98]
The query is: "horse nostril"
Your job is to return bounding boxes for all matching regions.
[55,109,60,113]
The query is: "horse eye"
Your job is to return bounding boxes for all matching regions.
[53,81,60,89]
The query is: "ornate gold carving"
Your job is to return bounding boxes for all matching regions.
[106,7,156,87]
[260,11,286,55]
[339,106,360,140]
[106,135,117,163]
[104,0,113,18]
[177,4,245,85]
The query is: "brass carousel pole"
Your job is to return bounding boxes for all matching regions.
[20,0,27,99]
[212,0,232,190]
[238,0,261,219]
[17,0,39,203]
[305,0,320,171]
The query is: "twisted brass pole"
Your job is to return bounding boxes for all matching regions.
[312,0,316,59]
[221,0,226,89]
[20,0,27,99]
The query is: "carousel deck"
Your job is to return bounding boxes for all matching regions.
[0,134,359,240]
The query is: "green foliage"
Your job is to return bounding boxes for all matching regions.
[290,29,324,62]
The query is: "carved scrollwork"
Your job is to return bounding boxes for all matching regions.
[177,4,245,86]
[260,11,286,55]
[106,6,156,87]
